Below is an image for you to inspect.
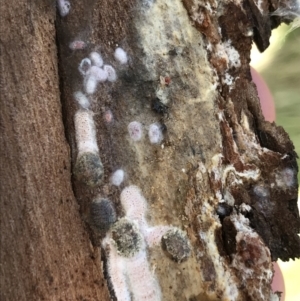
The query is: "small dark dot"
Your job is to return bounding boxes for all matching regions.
[168,49,177,56]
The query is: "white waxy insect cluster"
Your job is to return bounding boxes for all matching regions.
[127,121,165,145]
[84,65,108,94]
[102,186,191,301]
[128,121,143,142]
[74,110,98,156]
[124,250,161,301]
[73,91,90,109]
[73,47,129,184]
[69,40,87,50]
[78,51,117,95]
[77,47,128,95]
[114,47,128,64]
[89,51,104,67]
[78,58,92,76]
[110,169,125,186]
[57,0,70,17]
[78,46,129,94]
[148,123,163,144]
[88,66,108,82]
[73,110,103,186]
[103,65,117,82]
[120,186,148,224]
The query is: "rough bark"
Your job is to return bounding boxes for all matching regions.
[1,0,299,301]
[0,1,110,300]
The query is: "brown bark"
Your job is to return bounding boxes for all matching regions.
[0,1,110,300]
[1,0,299,301]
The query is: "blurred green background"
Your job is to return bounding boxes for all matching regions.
[251,25,300,301]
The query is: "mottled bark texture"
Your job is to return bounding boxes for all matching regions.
[1,1,299,301]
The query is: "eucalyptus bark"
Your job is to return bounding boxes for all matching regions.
[1,1,299,301]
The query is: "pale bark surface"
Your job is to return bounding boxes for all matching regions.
[1,1,299,301]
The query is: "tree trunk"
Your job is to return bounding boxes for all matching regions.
[1,0,299,301]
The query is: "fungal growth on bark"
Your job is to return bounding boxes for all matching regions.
[102,185,191,300]
[54,0,300,300]
[111,218,143,257]
[73,110,104,186]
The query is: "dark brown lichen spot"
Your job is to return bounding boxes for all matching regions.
[90,198,116,231]
[222,217,237,256]
[74,152,104,186]
[161,228,191,263]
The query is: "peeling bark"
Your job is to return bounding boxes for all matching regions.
[1,0,299,301]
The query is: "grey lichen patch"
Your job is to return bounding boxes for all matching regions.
[74,152,103,186]
[136,0,217,104]
[111,218,143,257]
[90,198,116,231]
[130,1,222,299]
[162,228,191,263]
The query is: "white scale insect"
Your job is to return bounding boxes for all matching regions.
[57,0,70,17]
